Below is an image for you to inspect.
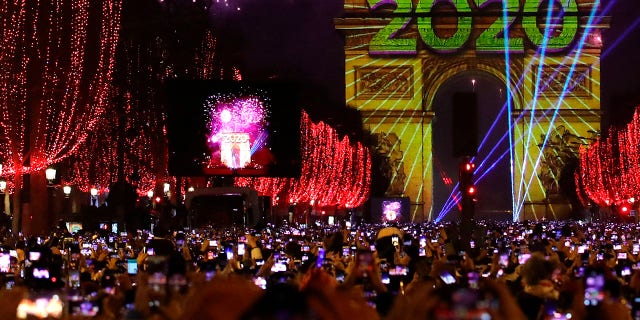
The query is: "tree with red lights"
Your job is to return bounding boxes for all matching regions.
[577,106,640,217]
[236,111,371,212]
[0,0,122,234]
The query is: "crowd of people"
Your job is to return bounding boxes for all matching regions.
[0,219,639,319]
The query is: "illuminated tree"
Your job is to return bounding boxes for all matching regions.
[577,106,640,210]
[0,0,122,232]
[65,1,240,196]
[236,111,371,210]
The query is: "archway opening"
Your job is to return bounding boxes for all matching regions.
[431,71,511,221]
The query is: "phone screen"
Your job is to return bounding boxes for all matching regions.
[316,248,325,269]
[29,252,41,261]
[357,251,373,271]
[499,254,509,267]
[69,270,81,288]
[127,259,138,275]
[584,269,605,307]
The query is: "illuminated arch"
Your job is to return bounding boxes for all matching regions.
[336,0,605,221]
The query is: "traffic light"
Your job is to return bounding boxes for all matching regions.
[465,185,476,197]
[459,159,475,198]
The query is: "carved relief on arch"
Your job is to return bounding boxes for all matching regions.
[371,132,406,197]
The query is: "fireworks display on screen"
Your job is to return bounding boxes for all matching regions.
[204,92,271,172]
[382,200,402,222]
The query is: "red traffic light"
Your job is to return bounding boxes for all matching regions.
[464,162,475,172]
[466,185,476,196]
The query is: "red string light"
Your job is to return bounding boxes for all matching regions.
[66,27,238,195]
[0,0,122,184]
[235,111,371,209]
[577,106,640,209]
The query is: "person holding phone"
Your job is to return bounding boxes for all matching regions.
[516,252,561,320]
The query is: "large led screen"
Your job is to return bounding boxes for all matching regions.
[166,80,302,177]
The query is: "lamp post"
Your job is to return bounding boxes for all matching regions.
[45,167,57,185]
[90,187,99,207]
[163,182,170,197]
[0,177,6,194]
[0,177,6,218]
[45,167,57,225]
[62,185,71,198]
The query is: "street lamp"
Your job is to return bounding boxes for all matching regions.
[90,187,99,207]
[45,167,57,185]
[62,185,71,198]
[0,177,6,194]
[163,182,170,197]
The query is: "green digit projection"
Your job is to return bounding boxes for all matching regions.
[523,0,578,51]
[475,0,524,53]
[368,0,417,54]
[417,0,472,52]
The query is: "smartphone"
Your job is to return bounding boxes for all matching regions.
[253,277,267,290]
[618,252,628,260]
[381,272,390,284]
[225,247,233,261]
[69,270,81,288]
[392,236,399,247]
[207,251,214,260]
[0,254,9,273]
[209,240,217,247]
[29,252,41,261]
[342,246,350,257]
[518,253,531,265]
[584,269,605,307]
[32,268,50,279]
[316,248,325,269]
[419,236,427,247]
[467,272,479,290]
[357,251,374,274]
[439,271,456,285]
[127,259,138,275]
[499,254,509,267]
[574,266,585,278]
[147,248,155,256]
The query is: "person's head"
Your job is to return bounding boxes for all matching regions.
[521,252,558,286]
[323,232,344,255]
